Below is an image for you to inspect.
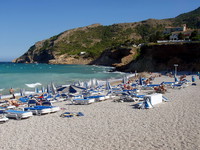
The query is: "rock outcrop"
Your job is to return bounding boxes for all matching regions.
[116,42,200,72]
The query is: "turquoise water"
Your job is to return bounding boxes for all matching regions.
[0,62,125,94]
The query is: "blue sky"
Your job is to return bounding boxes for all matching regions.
[0,0,199,61]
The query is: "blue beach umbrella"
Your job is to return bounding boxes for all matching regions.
[46,85,50,94]
[174,76,178,82]
[35,87,39,93]
[41,86,45,93]
[192,76,196,82]
[139,77,143,85]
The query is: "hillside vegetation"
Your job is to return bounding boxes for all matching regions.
[14,7,200,72]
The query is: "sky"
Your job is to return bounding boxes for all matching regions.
[0,0,199,61]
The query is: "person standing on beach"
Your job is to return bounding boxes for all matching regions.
[9,88,15,99]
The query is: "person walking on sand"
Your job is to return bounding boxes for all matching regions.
[9,88,15,99]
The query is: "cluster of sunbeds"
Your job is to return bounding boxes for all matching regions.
[0,74,197,123]
[0,94,62,123]
[115,74,196,109]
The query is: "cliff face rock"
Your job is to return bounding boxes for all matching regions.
[116,43,200,72]
[90,47,137,67]
[14,48,55,63]
[48,54,93,64]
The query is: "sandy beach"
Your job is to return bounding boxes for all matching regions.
[0,75,200,150]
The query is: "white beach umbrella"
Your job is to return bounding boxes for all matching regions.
[95,79,99,87]
[77,81,81,87]
[122,75,129,84]
[51,82,57,95]
[105,80,112,91]
[46,85,51,94]
[35,87,39,93]
[41,86,45,93]
[20,89,25,96]
[84,81,89,89]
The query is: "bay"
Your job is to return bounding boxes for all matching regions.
[0,62,126,94]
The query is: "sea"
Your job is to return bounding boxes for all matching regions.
[0,62,127,95]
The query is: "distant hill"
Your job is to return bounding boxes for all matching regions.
[13,7,200,72]
[173,7,200,29]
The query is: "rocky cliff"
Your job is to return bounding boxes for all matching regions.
[116,42,200,72]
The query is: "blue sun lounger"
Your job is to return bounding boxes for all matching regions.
[34,105,60,113]
[72,98,95,105]
[24,106,52,115]
[84,95,106,101]
[0,109,33,120]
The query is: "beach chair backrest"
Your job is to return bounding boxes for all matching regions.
[28,100,37,107]
[42,101,52,106]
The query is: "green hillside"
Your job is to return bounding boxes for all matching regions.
[53,25,135,58]
[173,7,200,28]
[14,7,200,64]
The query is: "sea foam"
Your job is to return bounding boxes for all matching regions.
[25,83,42,88]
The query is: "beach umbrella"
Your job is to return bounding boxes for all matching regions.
[174,76,178,82]
[84,81,89,89]
[105,80,112,91]
[20,89,25,96]
[41,86,45,93]
[139,77,143,85]
[35,87,39,93]
[95,79,99,87]
[69,85,85,93]
[90,79,94,88]
[77,81,81,87]
[51,82,57,95]
[122,76,126,84]
[192,76,196,82]
[46,85,50,94]
[57,86,69,93]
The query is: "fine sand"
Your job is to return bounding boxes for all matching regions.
[0,75,200,150]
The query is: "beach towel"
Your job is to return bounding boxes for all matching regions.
[60,112,84,118]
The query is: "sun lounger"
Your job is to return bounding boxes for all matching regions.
[54,94,65,101]
[119,92,145,102]
[19,97,29,103]
[171,83,184,89]
[24,106,52,115]
[162,96,170,102]
[34,105,60,113]
[84,95,106,101]
[0,112,9,123]
[28,99,41,107]
[1,109,33,120]
[72,98,95,105]
[0,105,16,110]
